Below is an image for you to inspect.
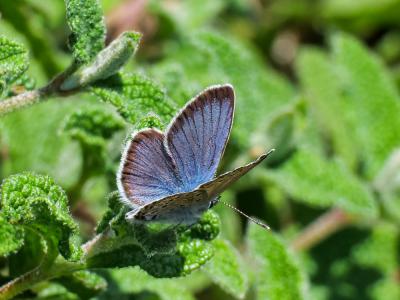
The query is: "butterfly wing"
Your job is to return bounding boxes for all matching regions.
[126,189,209,224]
[127,151,273,224]
[117,128,182,208]
[165,84,235,191]
[199,151,274,199]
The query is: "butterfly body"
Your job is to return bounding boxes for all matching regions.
[118,84,272,225]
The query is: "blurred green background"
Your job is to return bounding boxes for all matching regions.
[1,0,400,299]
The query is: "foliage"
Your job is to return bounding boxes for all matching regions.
[0,37,29,95]
[1,0,400,299]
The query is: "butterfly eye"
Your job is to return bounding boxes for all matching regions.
[208,197,220,209]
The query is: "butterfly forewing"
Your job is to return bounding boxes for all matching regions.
[118,129,182,207]
[199,151,273,199]
[165,85,234,191]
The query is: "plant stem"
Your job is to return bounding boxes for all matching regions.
[0,257,85,300]
[291,208,352,251]
[0,90,44,115]
[0,63,79,116]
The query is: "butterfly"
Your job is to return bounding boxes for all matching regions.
[117,84,273,228]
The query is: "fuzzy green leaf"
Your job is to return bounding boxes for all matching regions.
[0,36,29,91]
[92,72,176,125]
[62,32,141,90]
[332,33,400,178]
[203,239,248,298]
[103,267,196,300]
[8,231,45,276]
[247,223,305,300]
[296,47,358,169]
[0,172,81,260]
[65,0,106,64]
[56,271,107,299]
[0,215,24,257]
[61,107,125,147]
[151,31,294,148]
[268,149,378,217]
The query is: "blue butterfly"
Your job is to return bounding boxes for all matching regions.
[117,84,273,227]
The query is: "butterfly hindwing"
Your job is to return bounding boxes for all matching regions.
[165,84,234,191]
[117,128,182,208]
[126,189,209,224]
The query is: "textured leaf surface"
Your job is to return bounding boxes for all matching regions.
[268,149,377,217]
[103,267,195,300]
[0,215,24,256]
[332,33,400,178]
[296,47,357,169]
[0,172,81,260]
[151,31,294,148]
[0,100,83,188]
[92,72,175,125]
[203,239,248,298]
[57,271,107,299]
[248,223,305,300]
[65,0,106,64]
[0,36,29,91]
[90,193,219,277]
[62,106,125,147]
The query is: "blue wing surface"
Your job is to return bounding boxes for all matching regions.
[165,84,234,192]
[117,128,182,208]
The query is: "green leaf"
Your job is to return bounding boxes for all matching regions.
[247,223,306,300]
[90,193,219,277]
[296,47,358,169]
[151,31,294,148]
[0,100,83,188]
[65,0,106,64]
[62,32,141,90]
[268,149,378,218]
[8,231,45,276]
[203,239,248,298]
[0,215,24,257]
[0,36,29,91]
[103,267,196,300]
[151,0,227,30]
[332,33,400,178]
[352,224,400,299]
[0,172,81,260]
[56,271,107,299]
[370,277,400,300]
[92,72,176,125]
[33,282,79,300]
[352,222,398,273]
[61,106,125,147]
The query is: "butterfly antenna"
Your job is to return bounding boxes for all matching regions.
[219,200,270,230]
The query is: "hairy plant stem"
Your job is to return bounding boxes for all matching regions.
[291,208,352,251]
[0,63,79,116]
